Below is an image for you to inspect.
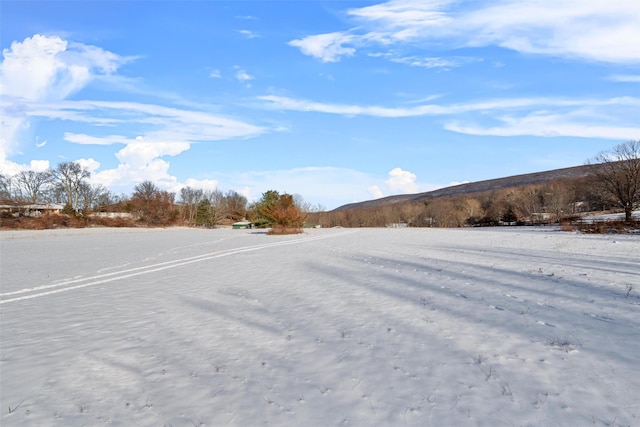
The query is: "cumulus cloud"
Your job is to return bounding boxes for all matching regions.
[0,34,269,193]
[0,34,133,102]
[290,0,640,64]
[76,157,101,174]
[368,185,385,199]
[86,141,190,190]
[182,178,219,191]
[29,160,51,172]
[0,34,134,172]
[385,167,418,193]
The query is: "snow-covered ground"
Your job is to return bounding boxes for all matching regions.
[580,210,640,222]
[1,227,638,426]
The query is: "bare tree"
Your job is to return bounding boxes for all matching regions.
[79,183,112,212]
[14,170,53,203]
[133,180,160,202]
[0,173,14,202]
[53,162,91,212]
[223,190,248,221]
[542,182,574,222]
[590,140,640,222]
[131,181,178,225]
[179,186,204,225]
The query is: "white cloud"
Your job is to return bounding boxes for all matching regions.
[89,142,189,192]
[238,29,261,39]
[64,133,130,145]
[115,141,190,166]
[259,94,640,140]
[445,113,640,140]
[608,74,640,83]
[29,160,50,172]
[388,55,466,69]
[259,94,638,117]
[209,69,221,78]
[87,141,190,190]
[290,0,640,64]
[385,167,418,193]
[46,100,266,144]
[230,166,377,208]
[181,178,219,191]
[234,66,254,87]
[239,166,432,208]
[288,32,356,63]
[368,185,385,199]
[0,34,270,193]
[0,34,134,168]
[76,157,101,174]
[0,34,133,102]
[235,67,253,82]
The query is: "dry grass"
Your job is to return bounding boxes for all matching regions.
[567,219,640,234]
[267,225,304,235]
[0,213,136,230]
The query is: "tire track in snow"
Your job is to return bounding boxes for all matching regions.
[1,229,358,304]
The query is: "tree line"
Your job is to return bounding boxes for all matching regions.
[1,140,638,229]
[0,162,118,214]
[311,140,640,228]
[0,163,315,231]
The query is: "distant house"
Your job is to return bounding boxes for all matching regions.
[386,222,408,228]
[0,203,64,217]
[90,212,133,219]
[232,221,253,229]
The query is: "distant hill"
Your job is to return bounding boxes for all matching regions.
[333,164,596,212]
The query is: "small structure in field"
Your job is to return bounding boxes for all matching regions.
[232,221,253,229]
[0,203,64,217]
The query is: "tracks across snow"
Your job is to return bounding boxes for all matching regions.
[0,228,358,304]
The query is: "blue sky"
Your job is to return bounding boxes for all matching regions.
[1,0,639,209]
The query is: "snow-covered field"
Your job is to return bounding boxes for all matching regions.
[1,227,638,427]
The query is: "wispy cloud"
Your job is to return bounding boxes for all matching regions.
[259,94,638,117]
[368,52,475,69]
[234,66,254,87]
[238,29,261,39]
[0,34,269,187]
[389,55,478,69]
[290,0,640,64]
[608,74,640,83]
[258,94,640,140]
[445,114,640,140]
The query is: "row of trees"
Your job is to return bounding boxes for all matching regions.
[310,178,599,228]
[311,140,640,228]
[1,163,311,230]
[178,186,249,227]
[2,141,638,229]
[0,162,121,213]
